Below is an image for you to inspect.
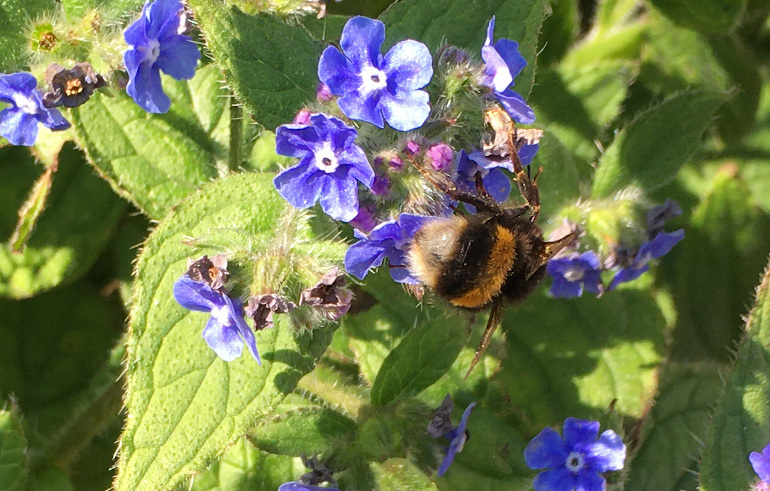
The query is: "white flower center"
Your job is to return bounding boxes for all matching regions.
[314,142,339,173]
[563,264,585,282]
[565,451,585,473]
[13,93,38,114]
[142,38,161,65]
[211,303,233,327]
[360,65,387,93]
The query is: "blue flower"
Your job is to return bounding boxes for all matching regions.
[646,198,682,239]
[750,441,770,483]
[318,16,433,131]
[547,251,603,298]
[455,150,521,212]
[480,17,535,124]
[0,72,69,146]
[524,417,626,491]
[274,113,374,222]
[124,0,200,113]
[608,230,684,290]
[173,275,261,363]
[344,214,434,283]
[278,482,339,491]
[437,401,477,476]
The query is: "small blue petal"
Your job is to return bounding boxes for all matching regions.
[549,275,582,298]
[532,467,576,491]
[639,229,685,260]
[437,402,476,476]
[525,427,569,470]
[383,39,433,91]
[344,240,388,280]
[518,142,539,166]
[584,429,626,472]
[0,109,38,146]
[339,16,386,70]
[125,63,170,114]
[574,469,607,491]
[156,34,201,79]
[278,482,340,491]
[380,89,430,131]
[173,276,222,312]
[319,171,360,222]
[202,315,244,361]
[608,264,648,291]
[495,88,536,124]
[563,417,601,450]
[225,295,261,364]
[0,72,69,145]
[750,442,770,482]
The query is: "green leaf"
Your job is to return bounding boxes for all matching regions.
[669,168,770,362]
[189,0,324,129]
[595,0,643,34]
[0,409,26,491]
[0,282,123,440]
[72,65,228,219]
[700,258,770,490]
[562,22,646,67]
[370,309,469,407]
[648,0,746,34]
[591,90,727,199]
[186,438,303,491]
[115,173,335,491]
[372,458,438,490]
[25,465,74,491]
[248,403,355,456]
[0,143,126,298]
[380,0,548,97]
[624,363,723,491]
[530,60,638,164]
[438,406,532,490]
[8,161,55,253]
[536,0,578,66]
[495,287,665,427]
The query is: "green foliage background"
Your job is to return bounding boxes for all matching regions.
[1,0,770,489]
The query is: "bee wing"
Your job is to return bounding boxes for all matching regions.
[464,298,505,380]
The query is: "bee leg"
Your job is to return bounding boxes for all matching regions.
[464,299,504,380]
[524,229,582,280]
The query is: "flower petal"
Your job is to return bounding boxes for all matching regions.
[124,8,149,47]
[608,264,649,290]
[549,275,583,298]
[584,429,626,472]
[145,0,183,40]
[751,449,770,482]
[574,469,607,491]
[344,240,387,280]
[278,482,339,491]
[273,164,323,209]
[0,108,38,146]
[173,276,221,312]
[494,38,527,82]
[482,168,512,203]
[524,427,569,470]
[563,417,600,449]
[380,89,430,131]
[639,229,685,260]
[383,39,433,91]
[126,62,170,114]
[0,72,37,100]
[532,467,576,491]
[340,16,386,70]
[225,295,261,365]
[156,34,200,80]
[338,90,385,128]
[339,143,374,187]
[318,46,363,96]
[319,172,359,222]
[275,123,321,158]
[202,316,243,361]
[494,89,535,124]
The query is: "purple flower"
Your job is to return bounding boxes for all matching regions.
[437,402,477,476]
[750,442,770,483]
[278,483,339,491]
[646,198,682,239]
[0,72,69,146]
[173,275,260,363]
[318,16,433,131]
[344,213,434,283]
[547,251,603,298]
[480,17,535,124]
[524,417,626,491]
[274,113,375,222]
[426,143,454,172]
[608,230,685,290]
[124,0,201,113]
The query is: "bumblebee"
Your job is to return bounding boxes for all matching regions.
[407,106,577,376]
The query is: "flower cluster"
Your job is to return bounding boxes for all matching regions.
[545,199,685,298]
[525,417,626,490]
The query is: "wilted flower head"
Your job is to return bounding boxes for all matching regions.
[299,268,353,321]
[479,17,535,124]
[186,254,229,291]
[274,113,375,222]
[124,0,201,113]
[427,395,477,476]
[0,72,70,146]
[245,293,295,331]
[750,441,770,484]
[43,62,106,108]
[608,229,684,290]
[318,16,433,131]
[173,274,261,363]
[524,417,626,491]
[546,251,603,298]
[344,213,434,283]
